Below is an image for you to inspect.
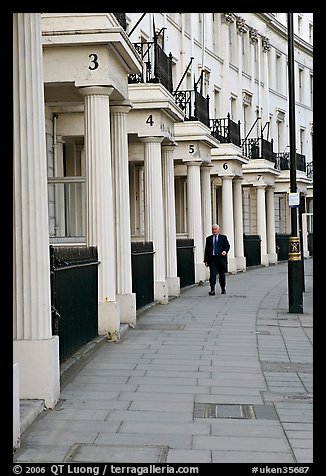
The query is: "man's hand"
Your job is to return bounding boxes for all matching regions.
[204,262,208,267]
[221,251,227,256]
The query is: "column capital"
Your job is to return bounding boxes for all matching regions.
[184,159,203,166]
[79,86,114,97]
[221,174,235,180]
[201,163,214,170]
[255,183,267,189]
[140,136,164,144]
[161,143,178,152]
[110,99,133,114]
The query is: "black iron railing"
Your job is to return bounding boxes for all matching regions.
[210,113,241,146]
[274,152,307,173]
[50,245,99,363]
[128,40,173,93]
[242,137,276,164]
[131,242,154,309]
[243,235,261,267]
[306,161,313,179]
[176,239,195,288]
[172,87,209,126]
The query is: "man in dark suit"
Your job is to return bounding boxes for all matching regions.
[204,224,230,296]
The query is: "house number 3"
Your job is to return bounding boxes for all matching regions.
[88,54,99,70]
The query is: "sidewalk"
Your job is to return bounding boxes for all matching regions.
[13,258,313,464]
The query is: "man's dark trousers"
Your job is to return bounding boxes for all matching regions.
[209,255,227,291]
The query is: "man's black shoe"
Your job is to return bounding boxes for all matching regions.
[221,289,226,294]
[209,291,215,296]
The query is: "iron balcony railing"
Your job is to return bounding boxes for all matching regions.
[113,13,127,30]
[274,152,307,173]
[172,87,210,127]
[210,113,241,147]
[242,137,276,165]
[306,161,313,179]
[128,40,173,93]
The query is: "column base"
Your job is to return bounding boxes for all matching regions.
[167,276,180,297]
[154,281,168,304]
[13,362,20,449]
[13,336,60,409]
[116,293,136,327]
[261,254,269,266]
[236,256,246,272]
[268,252,278,265]
[195,262,207,283]
[98,300,120,340]
[227,257,238,274]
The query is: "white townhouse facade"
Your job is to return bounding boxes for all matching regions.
[13,12,313,448]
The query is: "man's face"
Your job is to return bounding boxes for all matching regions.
[212,226,219,235]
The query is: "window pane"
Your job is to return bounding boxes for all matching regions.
[48,182,85,239]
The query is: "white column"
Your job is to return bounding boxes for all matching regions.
[79,86,120,339]
[301,213,309,258]
[266,186,278,264]
[13,13,60,407]
[201,164,213,281]
[142,137,168,303]
[221,175,237,273]
[256,184,269,266]
[233,177,246,271]
[201,164,213,239]
[162,145,180,297]
[110,103,136,326]
[186,161,206,283]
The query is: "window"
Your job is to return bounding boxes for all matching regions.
[298,67,304,103]
[297,15,302,37]
[48,137,86,243]
[310,74,313,107]
[309,23,313,44]
[276,53,282,93]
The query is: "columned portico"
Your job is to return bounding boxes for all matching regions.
[256,184,269,266]
[13,13,60,408]
[186,160,206,283]
[141,136,168,304]
[221,175,237,273]
[79,86,120,339]
[233,177,246,271]
[162,144,180,297]
[266,186,278,264]
[110,103,136,325]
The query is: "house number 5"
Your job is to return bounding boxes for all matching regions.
[88,54,99,70]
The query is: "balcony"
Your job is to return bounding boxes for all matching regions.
[210,114,241,147]
[128,40,173,93]
[242,137,276,165]
[274,152,307,173]
[172,87,209,127]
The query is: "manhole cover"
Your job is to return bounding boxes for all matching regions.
[194,403,255,419]
[261,391,313,403]
[261,362,313,373]
[194,403,278,420]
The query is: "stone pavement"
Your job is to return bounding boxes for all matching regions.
[13,258,313,464]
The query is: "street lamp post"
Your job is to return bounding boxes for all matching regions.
[287,13,303,313]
